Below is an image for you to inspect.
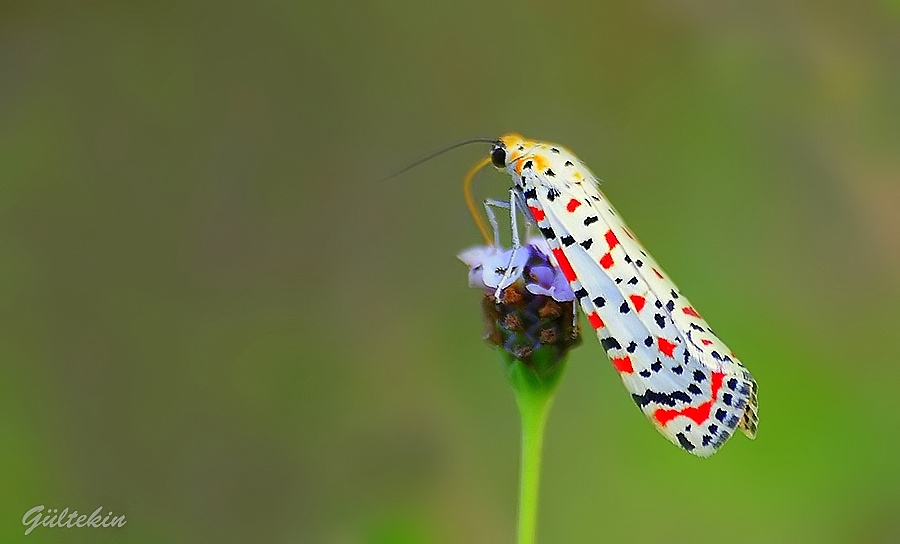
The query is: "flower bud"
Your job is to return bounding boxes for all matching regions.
[459,239,581,374]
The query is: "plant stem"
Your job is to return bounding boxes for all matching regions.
[503,352,566,544]
[515,382,552,544]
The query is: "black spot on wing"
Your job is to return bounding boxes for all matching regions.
[600,337,621,351]
[676,433,695,452]
[579,238,593,250]
[539,226,556,239]
[560,235,576,246]
[583,215,599,226]
[592,296,606,307]
[631,389,692,408]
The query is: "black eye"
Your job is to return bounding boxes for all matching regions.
[491,146,506,168]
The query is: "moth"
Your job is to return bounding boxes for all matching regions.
[479,134,758,457]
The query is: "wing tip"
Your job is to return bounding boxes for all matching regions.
[738,380,759,439]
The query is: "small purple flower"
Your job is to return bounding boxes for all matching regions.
[458,238,575,302]
[459,239,581,365]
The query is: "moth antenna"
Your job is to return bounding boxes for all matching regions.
[375,137,497,182]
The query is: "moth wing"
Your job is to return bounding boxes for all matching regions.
[519,160,756,456]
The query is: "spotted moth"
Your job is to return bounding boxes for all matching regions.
[478,134,758,457]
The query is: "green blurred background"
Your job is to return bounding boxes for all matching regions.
[2,1,899,542]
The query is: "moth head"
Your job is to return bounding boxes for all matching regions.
[493,133,540,171]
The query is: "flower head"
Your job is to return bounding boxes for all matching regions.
[459,238,581,370]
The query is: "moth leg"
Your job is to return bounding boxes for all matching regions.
[508,188,521,249]
[492,190,524,301]
[483,198,509,249]
[570,297,579,338]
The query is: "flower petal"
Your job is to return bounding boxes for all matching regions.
[526,237,552,257]
[481,248,515,288]
[527,265,555,288]
[550,272,575,302]
[526,283,554,297]
[457,245,496,267]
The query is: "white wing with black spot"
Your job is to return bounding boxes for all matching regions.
[507,141,757,457]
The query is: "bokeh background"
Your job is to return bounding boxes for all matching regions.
[2,1,899,542]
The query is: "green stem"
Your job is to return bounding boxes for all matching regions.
[515,382,552,544]
[503,351,567,544]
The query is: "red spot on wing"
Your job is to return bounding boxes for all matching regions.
[701,339,713,346]
[528,206,545,222]
[611,355,633,374]
[604,229,619,249]
[566,198,581,212]
[551,248,577,282]
[657,337,677,358]
[652,268,664,279]
[682,306,701,318]
[587,312,604,329]
[653,372,725,426]
[629,295,646,312]
[599,253,614,269]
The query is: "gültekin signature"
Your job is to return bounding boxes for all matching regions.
[22,505,126,536]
